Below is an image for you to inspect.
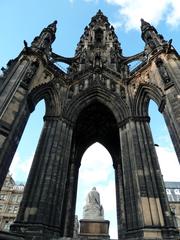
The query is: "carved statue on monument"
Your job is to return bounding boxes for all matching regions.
[83,187,104,220]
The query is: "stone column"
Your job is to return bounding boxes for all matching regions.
[118,116,179,239]
[155,57,180,162]
[63,160,80,237]
[0,59,29,116]
[11,117,73,239]
[125,116,178,239]
[163,94,180,162]
[0,57,40,189]
[119,123,144,234]
[0,86,30,189]
[113,160,126,239]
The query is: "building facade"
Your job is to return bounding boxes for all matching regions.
[165,182,180,229]
[0,174,24,232]
[0,10,180,240]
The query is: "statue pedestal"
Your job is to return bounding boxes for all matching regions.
[79,219,110,240]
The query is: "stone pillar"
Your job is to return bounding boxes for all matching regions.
[121,116,179,239]
[119,122,144,235]
[63,160,80,237]
[163,93,180,162]
[155,56,180,162]
[10,117,73,239]
[0,58,29,116]
[114,160,126,239]
[0,81,30,189]
[0,57,40,189]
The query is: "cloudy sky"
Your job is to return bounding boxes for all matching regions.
[1,0,180,238]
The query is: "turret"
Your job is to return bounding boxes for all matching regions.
[31,20,57,55]
[141,19,168,55]
[69,10,127,74]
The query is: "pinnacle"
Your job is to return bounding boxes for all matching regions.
[141,18,149,25]
[90,9,108,25]
[96,9,104,15]
[140,18,151,30]
[47,20,58,33]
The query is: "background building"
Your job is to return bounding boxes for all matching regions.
[165,182,180,229]
[0,173,24,231]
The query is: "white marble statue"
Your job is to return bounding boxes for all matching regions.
[83,187,104,220]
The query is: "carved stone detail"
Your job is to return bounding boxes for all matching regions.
[0,11,180,240]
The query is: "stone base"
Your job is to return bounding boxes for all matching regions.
[124,227,180,240]
[9,222,61,240]
[0,231,24,240]
[79,219,110,239]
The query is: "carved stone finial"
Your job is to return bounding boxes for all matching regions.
[23,40,28,51]
[140,18,151,31]
[140,18,157,34]
[47,20,58,33]
[96,9,103,15]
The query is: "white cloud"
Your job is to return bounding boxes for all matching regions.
[9,152,33,183]
[105,0,180,30]
[79,142,113,184]
[98,180,116,213]
[166,0,180,26]
[156,146,180,181]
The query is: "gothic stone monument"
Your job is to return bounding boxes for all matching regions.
[79,187,110,239]
[0,10,180,240]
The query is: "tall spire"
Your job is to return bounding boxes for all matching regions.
[70,10,125,74]
[140,18,157,36]
[31,20,58,55]
[140,18,168,54]
[75,10,122,53]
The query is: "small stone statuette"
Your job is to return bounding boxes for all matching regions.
[83,187,104,220]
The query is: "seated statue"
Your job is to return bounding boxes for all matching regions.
[83,187,104,220]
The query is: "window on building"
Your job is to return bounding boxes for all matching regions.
[166,189,175,201]
[174,189,180,195]
[13,206,18,214]
[11,194,17,202]
[3,219,13,231]
[7,206,13,213]
[0,205,3,212]
[166,189,171,194]
[0,194,6,200]
[168,194,175,202]
[17,195,22,203]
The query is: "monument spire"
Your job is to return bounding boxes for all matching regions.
[30,20,58,55]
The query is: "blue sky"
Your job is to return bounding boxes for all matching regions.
[1,0,180,238]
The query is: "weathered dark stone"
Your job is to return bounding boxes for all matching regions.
[0,11,180,240]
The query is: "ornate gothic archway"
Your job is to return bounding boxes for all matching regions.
[0,11,180,240]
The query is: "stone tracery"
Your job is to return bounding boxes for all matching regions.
[0,10,180,240]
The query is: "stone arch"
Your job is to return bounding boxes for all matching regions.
[134,83,165,116]
[62,94,123,237]
[27,81,61,117]
[134,82,180,163]
[73,101,120,163]
[63,87,129,125]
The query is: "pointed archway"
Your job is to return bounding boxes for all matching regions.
[62,100,121,237]
[76,142,117,239]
